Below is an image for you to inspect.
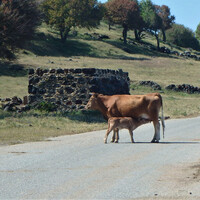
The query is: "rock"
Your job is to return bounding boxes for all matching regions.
[28,68,34,75]
[65,87,74,94]
[160,46,170,54]
[23,96,28,105]
[12,96,22,105]
[139,81,162,90]
[82,68,96,75]
[56,69,64,74]
[166,84,200,94]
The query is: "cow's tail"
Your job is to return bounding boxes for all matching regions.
[159,94,165,139]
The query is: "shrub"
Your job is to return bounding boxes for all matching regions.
[195,23,200,41]
[166,24,200,50]
[36,101,57,112]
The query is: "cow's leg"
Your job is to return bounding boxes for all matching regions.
[128,129,134,143]
[151,120,160,143]
[110,130,115,143]
[114,128,119,143]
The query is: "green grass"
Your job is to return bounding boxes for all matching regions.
[0,21,200,145]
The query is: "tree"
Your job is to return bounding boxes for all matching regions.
[103,2,114,31]
[0,0,41,59]
[155,5,175,42]
[128,0,145,41]
[166,24,200,50]
[139,0,162,49]
[196,23,200,41]
[105,0,140,44]
[41,0,103,43]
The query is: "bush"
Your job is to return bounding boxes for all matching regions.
[166,24,200,50]
[36,101,57,112]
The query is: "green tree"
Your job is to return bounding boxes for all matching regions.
[42,0,103,43]
[105,0,141,44]
[0,0,41,59]
[195,23,200,41]
[139,0,162,49]
[166,24,200,50]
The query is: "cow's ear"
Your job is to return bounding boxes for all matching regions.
[89,93,98,98]
[93,93,99,98]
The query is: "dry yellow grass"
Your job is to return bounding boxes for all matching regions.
[0,111,107,145]
[0,76,28,98]
[17,54,200,86]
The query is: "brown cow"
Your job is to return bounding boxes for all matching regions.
[105,117,150,144]
[85,93,165,143]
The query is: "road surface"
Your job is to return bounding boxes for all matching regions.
[0,116,200,199]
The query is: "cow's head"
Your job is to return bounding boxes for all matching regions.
[85,93,99,110]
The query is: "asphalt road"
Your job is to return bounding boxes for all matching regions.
[0,116,200,200]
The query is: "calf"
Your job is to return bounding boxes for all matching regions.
[105,117,150,144]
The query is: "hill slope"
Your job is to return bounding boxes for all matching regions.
[0,22,200,118]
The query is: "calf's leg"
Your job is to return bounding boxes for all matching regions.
[128,129,134,143]
[104,128,112,144]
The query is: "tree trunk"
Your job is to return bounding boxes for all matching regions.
[122,24,128,44]
[60,28,70,43]
[134,29,139,41]
[155,32,160,50]
[162,28,166,42]
[109,23,111,31]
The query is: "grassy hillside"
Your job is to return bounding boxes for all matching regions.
[0,22,200,145]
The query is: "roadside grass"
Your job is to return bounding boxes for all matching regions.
[0,22,200,145]
[0,110,107,145]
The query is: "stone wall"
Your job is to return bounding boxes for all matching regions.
[28,68,130,111]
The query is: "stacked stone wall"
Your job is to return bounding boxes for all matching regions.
[28,68,130,111]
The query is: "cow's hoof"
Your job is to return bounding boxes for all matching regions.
[110,140,114,143]
[151,140,159,143]
[114,140,118,143]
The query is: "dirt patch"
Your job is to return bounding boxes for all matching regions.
[160,162,200,185]
[190,164,200,181]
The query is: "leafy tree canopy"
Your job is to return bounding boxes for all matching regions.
[155,4,175,41]
[139,0,162,49]
[105,0,141,43]
[0,0,41,59]
[196,23,200,41]
[140,0,162,32]
[42,0,104,42]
